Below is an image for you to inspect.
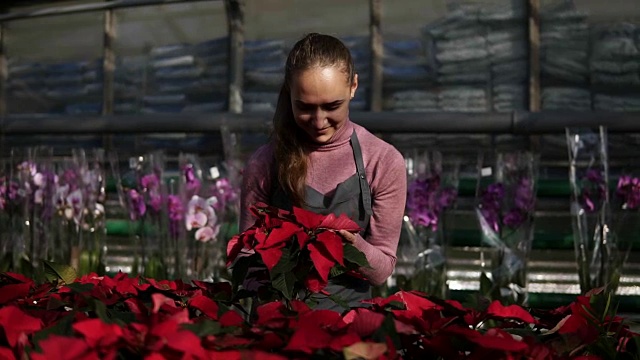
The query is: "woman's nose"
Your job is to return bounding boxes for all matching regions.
[310,109,327,128]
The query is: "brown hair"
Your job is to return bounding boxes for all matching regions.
[272,33,356,207]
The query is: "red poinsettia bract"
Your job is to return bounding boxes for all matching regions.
[227,202,362,292]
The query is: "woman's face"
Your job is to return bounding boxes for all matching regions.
[289,66,358,144]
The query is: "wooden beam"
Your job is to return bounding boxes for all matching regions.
[0,23,6,117]
[224,0,244,114]
[0,0,219,22]
[369,0,383,112]
[102,8,115,116]
[3,111,640,135]
[102,5,116,152]
[528,0,541,112]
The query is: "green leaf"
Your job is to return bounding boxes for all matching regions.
[343,243,370,268]
[78,250,92,276]
[31,314,75,351]
[20,256,34,280]
[231,256,251,293]
[144,255,166,280]
[328,294,350,310]
[271,271,296,300]
[372,313,401,349]
[106,309,137,325]
[270,248,296,276]
[43,260,77,285]
[479,272,493,296]
[386,301,405,310]
[90,298,111,324]
[64,283,95,294]
[131,255,139,276]
[182,320,223,337]
[0,252,12,273]
[329,265,346,278]
[46,295,68,311]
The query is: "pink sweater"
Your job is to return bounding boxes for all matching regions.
[240,120,407,285]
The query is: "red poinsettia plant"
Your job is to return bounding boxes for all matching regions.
[1,269,639,360]
[227,202,370,303]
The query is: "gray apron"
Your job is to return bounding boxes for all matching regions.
[271,130,373,312]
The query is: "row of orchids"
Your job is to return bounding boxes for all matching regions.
[401,127,640,305]
[0,148,240,283]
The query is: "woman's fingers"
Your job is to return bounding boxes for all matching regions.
[337,229,357,244]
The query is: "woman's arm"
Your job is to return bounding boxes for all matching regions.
[351,148,407,285]
[239,144,275,232]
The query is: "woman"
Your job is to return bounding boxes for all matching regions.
[240,33,407,312]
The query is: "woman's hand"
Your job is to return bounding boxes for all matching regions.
[338,230,357,244]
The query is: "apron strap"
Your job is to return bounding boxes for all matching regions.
[349,130,373,218]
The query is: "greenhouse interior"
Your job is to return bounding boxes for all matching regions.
[1,0,640,358]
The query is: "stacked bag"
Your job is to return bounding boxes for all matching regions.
[591,23,640,111]
[243,39,286,113]
[8,59,104,115]
[382,36,436,112]
[419,0,527,112]
[342,36,371,111]
[540,3,592,111]
[423,6,490,112]
[484,0,528,112]
[7,36,229,116]
[143,37,229,114]
[113,56,146,115]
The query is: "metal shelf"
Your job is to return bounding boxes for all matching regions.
[2,110,640,135]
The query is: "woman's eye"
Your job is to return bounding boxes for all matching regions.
[296,104,313,111]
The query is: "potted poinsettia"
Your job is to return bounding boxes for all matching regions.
[227,203,370,308]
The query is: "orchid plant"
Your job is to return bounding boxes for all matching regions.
[616,175,640,211]
[52,149,106,277]
[566,127,624,295]
[14,148,57,278]
[120,152,167,280]
[399,151,459,299]
[476,151,538,305]
[179,154,239,282]
[0,167,24,273]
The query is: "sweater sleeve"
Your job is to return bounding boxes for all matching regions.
[239,144,275,232]
[352,147,407,286]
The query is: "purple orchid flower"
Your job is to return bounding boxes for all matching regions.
[167,195,184,239]
[514,178,534,212]
[616,175,640,210]
[140,173,159,191]
[479,178,533,233]
[579,169,606,213]
[61,169,79,191]
[1,176,22,212]
[210,177,239,213]
[185,195,219,242]
[407,175,457,231]
[127,189,146,221]
[503,209,526,228]
[183,165,201,196]
[147,190,163,213]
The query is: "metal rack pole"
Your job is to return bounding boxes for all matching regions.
[1,111,638,135]
[528,0,541,112]
[0,0,220,22]
[224,0,244,114]
[369,0,383,112]
[102,4,116,152]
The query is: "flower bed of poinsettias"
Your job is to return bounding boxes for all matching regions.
[0,271,638,359]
